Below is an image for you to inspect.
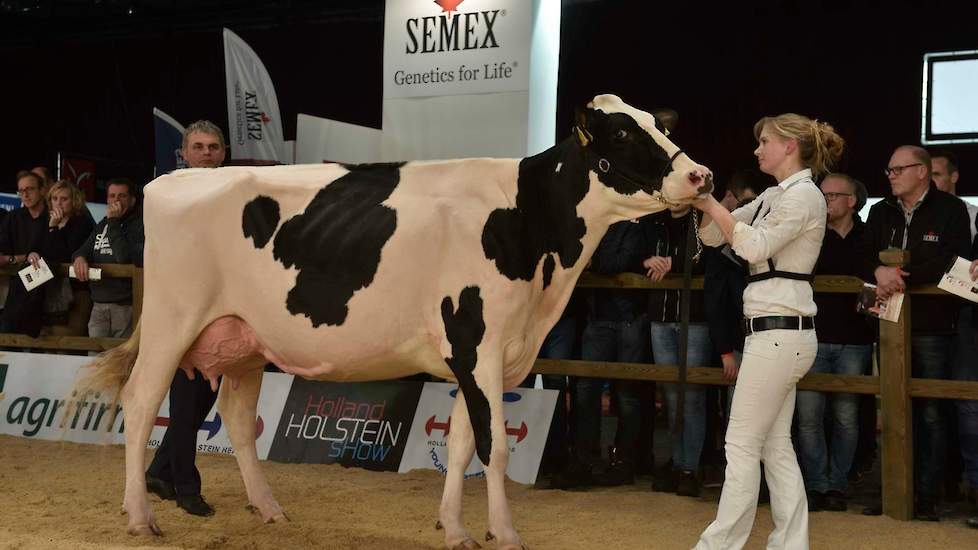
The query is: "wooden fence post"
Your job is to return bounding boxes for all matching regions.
[878,248,913,520]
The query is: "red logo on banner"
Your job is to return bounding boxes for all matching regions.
[434,0,464,13]
[61,158,96,200]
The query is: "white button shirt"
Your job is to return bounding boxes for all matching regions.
[701,168,826,318]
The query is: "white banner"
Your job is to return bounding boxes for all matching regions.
[398,382,556,484]
[295,113,383,164]
[383,0,532,99]
[0,353,293,459]
[224,28,286,163]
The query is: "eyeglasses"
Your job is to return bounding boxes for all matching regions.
[16,187,38,195]
[823,192,852,202]
[884,163,922,177]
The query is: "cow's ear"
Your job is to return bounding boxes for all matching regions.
[573,109,593,147]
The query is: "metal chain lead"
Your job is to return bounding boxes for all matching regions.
[691,208,703,263]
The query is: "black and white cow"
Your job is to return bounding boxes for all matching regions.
[81,94,712,549]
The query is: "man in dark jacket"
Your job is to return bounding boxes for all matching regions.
[859,145,971,520]
[0,170,50,335]
[796,173,875,512]
[71,177,143,337]
[555,216,657,489]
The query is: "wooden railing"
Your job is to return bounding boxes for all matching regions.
[2,251,976,520]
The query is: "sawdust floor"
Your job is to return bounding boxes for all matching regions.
[0,435,975,549]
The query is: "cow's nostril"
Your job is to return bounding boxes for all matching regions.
[688,171,702,184]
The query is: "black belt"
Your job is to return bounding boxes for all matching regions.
[742,316,814,335]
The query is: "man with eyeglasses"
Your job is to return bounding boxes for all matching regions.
[858,145,971,520]
[795,173,874,512]
[0,171,50,335]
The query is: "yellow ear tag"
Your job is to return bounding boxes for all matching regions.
[575,126,592,147]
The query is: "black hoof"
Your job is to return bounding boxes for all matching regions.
[436,520,444,530]
[485,531,495,542]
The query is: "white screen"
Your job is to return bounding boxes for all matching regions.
[930,58,978,135]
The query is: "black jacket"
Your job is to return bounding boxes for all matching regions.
[585,218,657,322]
[73,205,145,303]
[645,211,706,324]
[703,244,747,355]
[859,184,970,334]
[815,216,875,344]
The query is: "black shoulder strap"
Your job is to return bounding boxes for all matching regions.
[742,196,815,284]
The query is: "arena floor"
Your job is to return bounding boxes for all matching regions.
[0,435,974,549]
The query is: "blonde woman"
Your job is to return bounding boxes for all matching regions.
[692,114,844,550]
[28,180,95,335]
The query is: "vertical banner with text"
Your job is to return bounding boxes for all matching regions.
[223,28,286,164]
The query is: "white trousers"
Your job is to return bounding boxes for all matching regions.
[695,328,817,550]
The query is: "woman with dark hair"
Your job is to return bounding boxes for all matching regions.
[692,114,845,550]
[27,180,96,336]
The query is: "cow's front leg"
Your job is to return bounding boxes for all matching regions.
[479,365,526,550]
[217,364,287,524]
[438,393,481,550]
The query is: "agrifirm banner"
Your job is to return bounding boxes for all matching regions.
[267,379,423,471]
[153,107,187,176]
[0,352,293,458]
[383,0,532,99]
[398,382,556,484]
[148,371,294,459]
[0,353,124,444]
[224,28,285,163]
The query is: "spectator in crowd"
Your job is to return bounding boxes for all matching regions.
[934,150,978,525]
[645,206,713,498]
[143,120,227,517]
[965,245,978,529]
[859,145,970,520]
[700,169,770,488]
[27,180,95,336]
[527,291,582,489]
[554,216,656,489]
[0,171,50,336]
[31,166,55,197]
[795,173,874,512]
[694,113,844,550]
[71,177,143,338]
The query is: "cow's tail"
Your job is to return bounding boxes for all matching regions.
[64,320,142,431]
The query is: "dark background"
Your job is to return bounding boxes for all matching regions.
[2,0,975,199]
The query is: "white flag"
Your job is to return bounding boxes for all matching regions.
[223,28,285,163]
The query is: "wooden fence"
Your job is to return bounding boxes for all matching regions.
[2,251,977,520]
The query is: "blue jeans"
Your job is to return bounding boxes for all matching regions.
[651,322,713,472]
[951,308,978,488]
[795,343,872,493]
[913,334,953,499]
[575,318,647,467]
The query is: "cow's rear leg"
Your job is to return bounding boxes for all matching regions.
[217,364,287,523]
[120,337,194,535]
[438,393,481,550]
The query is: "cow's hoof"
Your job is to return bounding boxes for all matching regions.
[264,512,290,524]
[485,531,527,549]
[127,522,162,536]
[449,538,481,550]
[436,520,443,530]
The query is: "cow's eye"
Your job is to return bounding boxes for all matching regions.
[614,129,628,141]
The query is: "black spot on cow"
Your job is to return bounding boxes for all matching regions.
[440,286,492,467]
[272,163,405,327]
[482,140,589,283]
[242,195,281,249]
[542,254,556,288]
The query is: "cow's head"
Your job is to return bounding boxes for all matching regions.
[575,94,712,214]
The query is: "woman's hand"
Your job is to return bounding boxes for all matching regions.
[721,353,739,381]
[27,252,41,270]
[49,206,65,228]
